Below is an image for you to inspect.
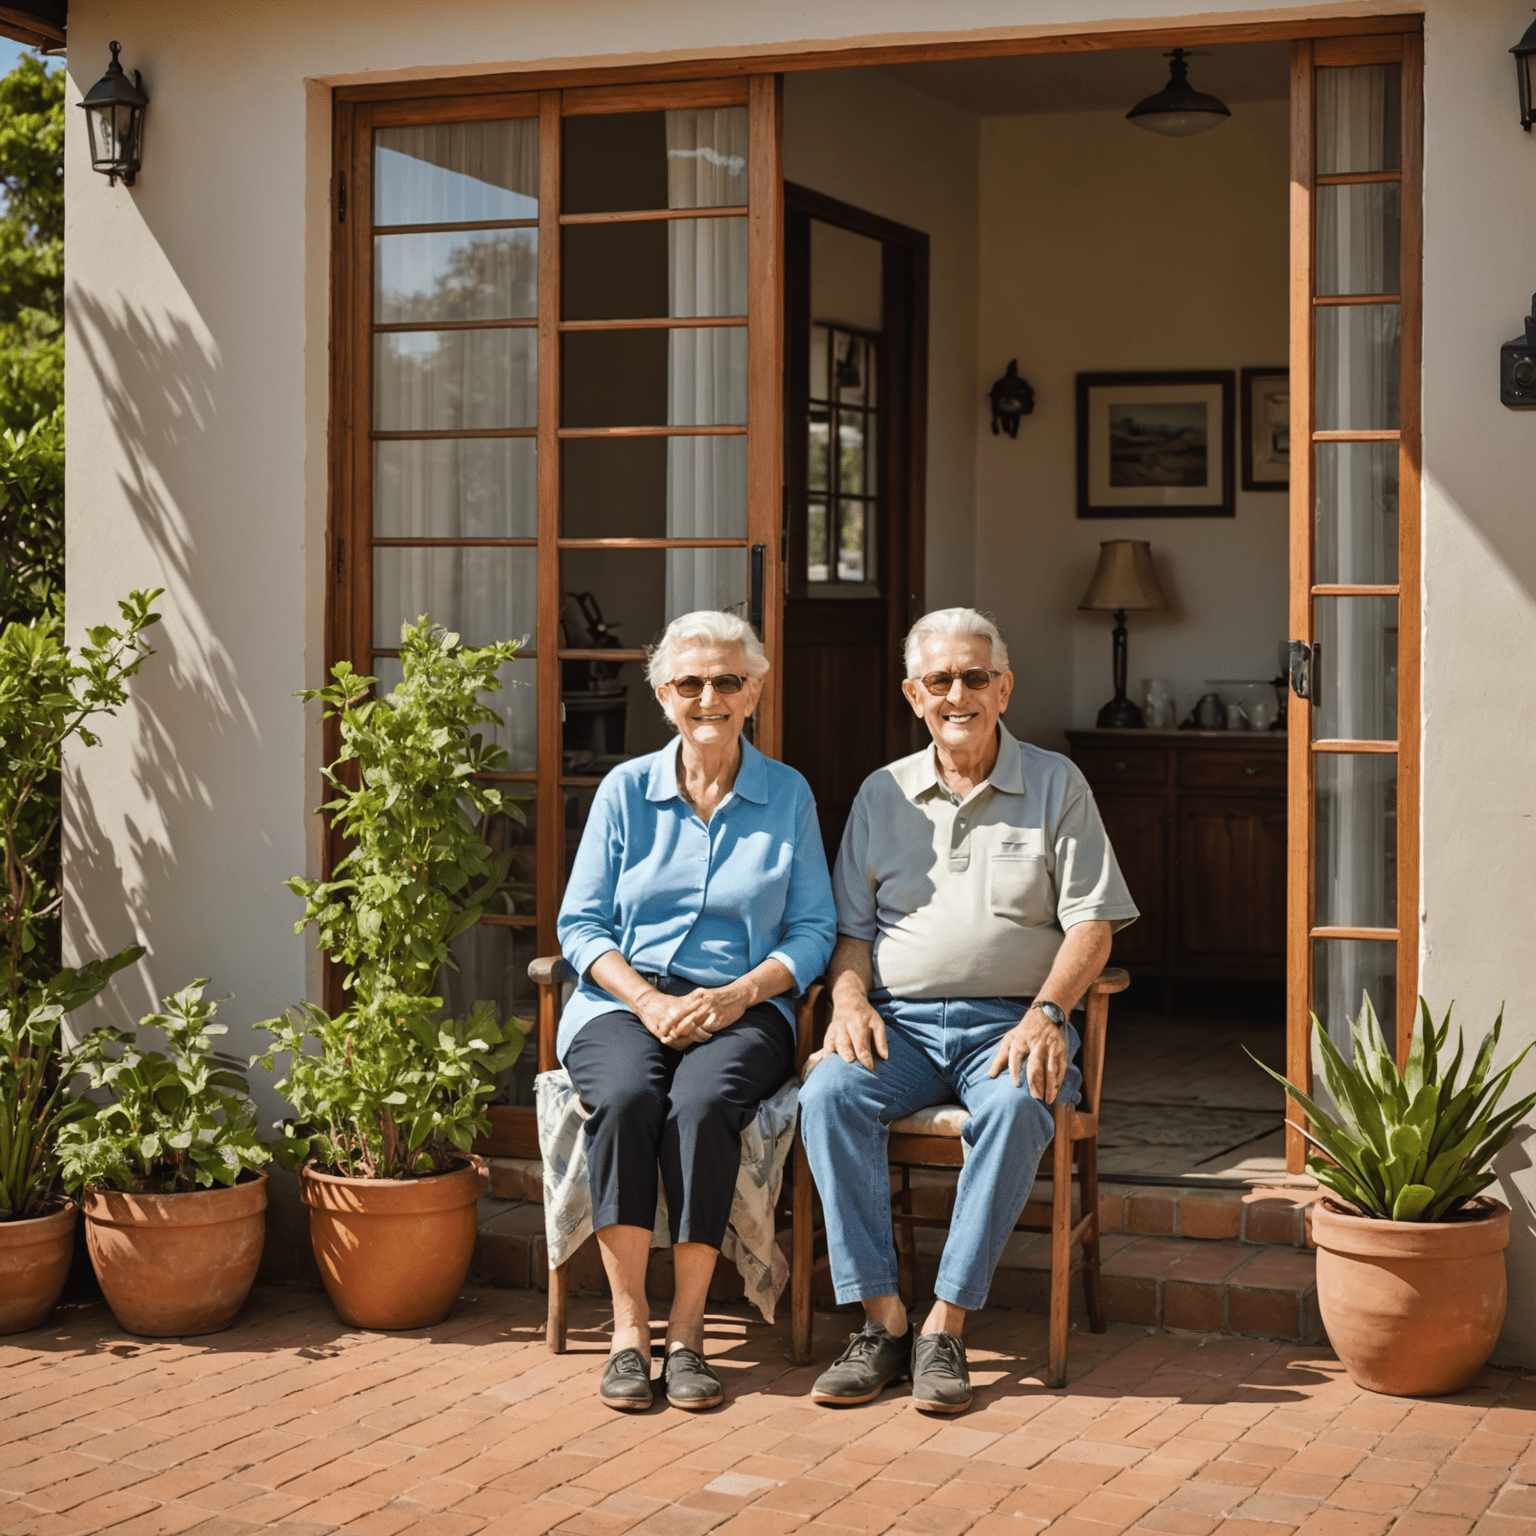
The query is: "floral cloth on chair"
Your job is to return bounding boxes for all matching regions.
[534,1069,800,1324]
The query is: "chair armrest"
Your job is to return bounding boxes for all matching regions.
[527,955,571,1074]
[1088,966,1130,996]
[794,980,830,1075]
[529,955,565,989]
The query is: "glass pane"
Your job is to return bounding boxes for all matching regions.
[810,326,829,401]
[372,545,537,653]
[562,219,747,321]
[808,412,829,492]
[563,107,747,215]
[1314,441,1398,586]
[375,120,538,226]
[562,436,746,539]
[372,654,536,771]
[808,498,829,582]
[562,658,678,777]
[562,328,746,427]
[1316,183,1400,298]
[1315,304,1400,431]
[836,333,877,408]
[565,785,600,879]
[374,438,536,539]
[1313,938,1397,1055]
[374,330,537,432]
[1315,65,1401,176]
[375,229,537,323]
[1314,595,1398,742]
[1315,753,1397,929]
[839,415,874,495]
[561,547,749,658]
[838,505,867,582]
[440,920,539,1105]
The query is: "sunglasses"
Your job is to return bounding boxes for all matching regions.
[916,668,1001,697]
[669,673,746,698]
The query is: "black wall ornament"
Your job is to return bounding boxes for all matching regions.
[988,360,1035,438]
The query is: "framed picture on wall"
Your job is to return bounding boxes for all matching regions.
[1241,366,1290,491]
[1076,370,1235,518]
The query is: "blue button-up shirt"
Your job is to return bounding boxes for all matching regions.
[555,738,837,1058]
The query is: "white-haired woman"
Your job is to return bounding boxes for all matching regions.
[557,609,836,1414]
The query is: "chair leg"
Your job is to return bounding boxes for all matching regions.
[1046,1110,1073,1389]
[1078,1137,1106,1335]
[791,1134,814,1366]
[547,1260,569,1353]
[896,1166,917,1310]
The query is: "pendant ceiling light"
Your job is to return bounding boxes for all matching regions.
[1126,48,1231,137]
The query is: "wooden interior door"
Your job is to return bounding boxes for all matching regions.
[1286,29,1422,1170]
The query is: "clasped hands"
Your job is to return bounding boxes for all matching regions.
[635,981,749,1048]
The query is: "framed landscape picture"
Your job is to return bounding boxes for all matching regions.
[1241,366,1290,491]
[1076,370,1235,518]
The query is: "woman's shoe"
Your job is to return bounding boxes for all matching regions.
[600,1347,654,1411]
[661,1345,724,1410]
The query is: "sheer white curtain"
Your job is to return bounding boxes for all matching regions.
[665,108,749,617]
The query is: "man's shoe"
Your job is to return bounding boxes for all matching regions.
[811,1322,913,1405]
[661,1346,724,1410]
[911,1330,972,1414]
[600,1347,654,1411]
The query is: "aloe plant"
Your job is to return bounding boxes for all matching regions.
[1254,998,1536,1223]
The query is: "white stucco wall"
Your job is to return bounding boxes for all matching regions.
[62,0,1536,1361]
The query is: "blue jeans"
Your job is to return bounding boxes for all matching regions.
[797,992,1082,1312]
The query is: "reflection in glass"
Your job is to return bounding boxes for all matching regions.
[809,327,828,401]
[561,328,746,428]
[561,435,745,540]
[1315,753,1397,930]
[375,229,537,323]
[808,415,829,492]
[835,332,877,408]
[564,786,599,880]
[838,505,868,583]
[808,499,829,582]
[375,120,538,226]
[1314,595,1397,742]
[439,920,538,1105]
[374,438,536,539]
[374,329,537,432]
[839,418,872,495]
[559,658,676,777]
[561,218,746,321]
[1314,441,1398,586]
[563,107,747,215]
[1316,183,1400,297]
[373,545,536,653]
[1314,938,1396,1055]
[372,654,536,772]
[562,547,748,661]
[1316,304,1400,431]
[1315,65,1401,176]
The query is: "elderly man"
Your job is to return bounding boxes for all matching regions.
[798,607,1138,1414]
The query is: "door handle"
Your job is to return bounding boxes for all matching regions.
[749,543,766,636]
[1287,639,1315,705]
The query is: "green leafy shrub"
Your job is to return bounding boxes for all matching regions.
[56,982,270,1194]
[1256,998,1536,1222]
[256,618,527,1179]
[0,410,62,627]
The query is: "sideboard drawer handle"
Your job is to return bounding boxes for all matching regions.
[1243,764,1258,776]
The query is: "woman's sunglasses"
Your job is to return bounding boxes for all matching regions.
[917,668,1001,697]
[669,673,746,698]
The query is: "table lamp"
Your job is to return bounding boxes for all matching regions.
[1079,540,1169,728]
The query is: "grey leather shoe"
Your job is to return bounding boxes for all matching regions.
[599,1347,654,1411]
[661,1345,724,1410]
[811,1322,913,1405]
[911,1330,972,1414]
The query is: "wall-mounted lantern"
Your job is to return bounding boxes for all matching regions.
[988,360,1035,438]
[1513,17,1536,131]
[78,42,148,186]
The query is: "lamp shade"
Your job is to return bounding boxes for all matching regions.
[1078,540,1169,612]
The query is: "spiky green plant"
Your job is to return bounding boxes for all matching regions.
[1253,998,1536,1222]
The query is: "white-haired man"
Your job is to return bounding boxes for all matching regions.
[798,607,1138,1413]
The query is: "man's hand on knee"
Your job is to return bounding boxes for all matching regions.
[822,995,889,1073]
[987,1008,1068,1100]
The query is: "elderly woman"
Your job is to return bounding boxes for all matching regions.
[557,609,835,1414]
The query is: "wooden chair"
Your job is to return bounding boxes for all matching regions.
[788,967,1129,1389]
[528,956,821,1353]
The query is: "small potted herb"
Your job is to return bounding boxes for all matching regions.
[257,619,526,1331]
[1256,998,1535,1396]
[56,982,272,1337]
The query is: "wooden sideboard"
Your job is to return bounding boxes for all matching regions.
[1065,729,1286,987]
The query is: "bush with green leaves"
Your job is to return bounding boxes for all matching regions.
[256,618,527,1180]
[55,982,271,1195]
[1255,998,1536,1223]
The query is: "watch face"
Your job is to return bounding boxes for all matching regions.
[1039,1002,1067,1029]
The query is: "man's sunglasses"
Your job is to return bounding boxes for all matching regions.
[669,673,746,698]
[916,668,1001,697]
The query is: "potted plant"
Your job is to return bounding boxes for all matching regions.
[0,589,160,1334]
[256,618,525,1331]
[56,982,272,1336]
[1258,998,1535,1396]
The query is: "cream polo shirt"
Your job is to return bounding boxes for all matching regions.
[831,723,1139,1000]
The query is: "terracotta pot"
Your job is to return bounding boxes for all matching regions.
[0,1199,79,1334]
[299,1156,487,1330]
[1312,1197,1509,1397]
[82,1172,268,1337]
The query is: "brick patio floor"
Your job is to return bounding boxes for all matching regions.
[3,1283,1535,1536]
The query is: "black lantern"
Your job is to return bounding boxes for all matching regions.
[78,42,148,186]
[1513,17,1536,131]
[1127,48,1231,137]
[988,359,1035,438]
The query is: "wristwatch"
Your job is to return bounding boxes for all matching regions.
[1034,1001,1069,1031]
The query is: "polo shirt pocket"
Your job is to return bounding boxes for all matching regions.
[989,853,1053,926]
